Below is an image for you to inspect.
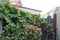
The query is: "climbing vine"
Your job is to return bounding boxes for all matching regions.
[0,3,44,40]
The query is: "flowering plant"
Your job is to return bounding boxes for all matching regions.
[0,3,44,40]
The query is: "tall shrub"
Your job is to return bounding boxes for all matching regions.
[0,3,44,40]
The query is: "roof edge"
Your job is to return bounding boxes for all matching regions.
[15,5,41,12]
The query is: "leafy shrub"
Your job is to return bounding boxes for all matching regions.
[0,3,44,40]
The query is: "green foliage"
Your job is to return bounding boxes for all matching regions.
[0,3,44,40]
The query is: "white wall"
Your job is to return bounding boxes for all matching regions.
[56,13,60,40]
[55,7,60,40]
